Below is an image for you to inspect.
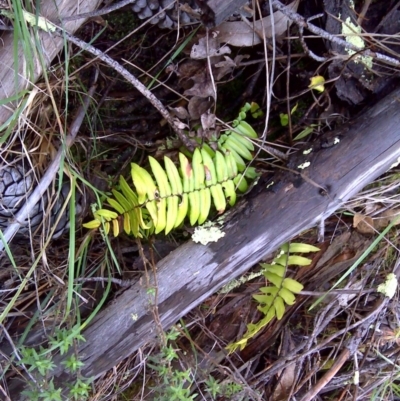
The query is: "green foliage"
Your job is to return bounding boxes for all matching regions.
[224,381,244,397]
[67,379,91,400]
[293,124,317,140]
[147,328,197,401]
[49,327,85,356]
[20,346,56,377]
[226,242,320,353]
[204,376,243,399]
[21,379,62,401]
[144,327,243,401]
[204,376,221,399]
[84,103,260,237]
[61,354,85,373]
[280,103,298,127]
[17,327,91,400]
[279,102,318,140]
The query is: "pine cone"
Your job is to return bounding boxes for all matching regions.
[131,0,197,29]
[0,163,83,239]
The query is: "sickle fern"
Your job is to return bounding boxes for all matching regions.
[83,103,261,237]
[226,243,320,353]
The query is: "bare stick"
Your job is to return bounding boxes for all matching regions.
[75,277,134,287]
[61,30,196,151]
[271,0,400,68]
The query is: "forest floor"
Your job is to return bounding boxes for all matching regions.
[1,0,400,400]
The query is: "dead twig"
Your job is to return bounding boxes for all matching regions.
[271,0,400,68]
[255,298,388,383]
[299,344,350,401]
[60,29,197,152]
[74,277,134,287]
[299,324,367,401]
[298,14,327,63]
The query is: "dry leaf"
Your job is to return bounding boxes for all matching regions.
[214,55,237,68]
[184,70,216,99]
[214,0,299,47]
[338,280,364,307]
[201,112,215,131]
[214,57,236,80]
[173,119,188,130]
[169,106,189,120]
[90,16,107,27]
[214,54,249,80]
[272,362,296,401]
[353,213,374,235]
[188,96,213,120]
[190,37,231,59]
[177,60,204,76]
[375,208,400,230]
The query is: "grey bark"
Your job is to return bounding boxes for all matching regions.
[7,85,400,399]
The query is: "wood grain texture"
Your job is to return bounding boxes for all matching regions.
[8,86,400,399]
[0,0,101,127]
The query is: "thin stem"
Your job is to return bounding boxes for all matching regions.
[59,29,197,151]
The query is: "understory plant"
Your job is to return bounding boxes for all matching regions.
[227,242,319,353]
[145,327,243,401]
[84,103,261,237]
[18,326,90,401]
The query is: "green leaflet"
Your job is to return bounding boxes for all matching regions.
[226,242,319,354]
[83,103,261,236]
[83,148,248,237]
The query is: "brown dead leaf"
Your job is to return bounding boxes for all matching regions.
[299,231,373,290]
[177,60,204,82]
[188,96,214,120]
[214,0,299,47]
[374,208,400,230]
[272,332,297,401]
[190,37,231,59]
[201,112,215,131]
[372,324,400,348]
[90,16,107,27]
[169,106,189,120]
[214,54,249,81]
[353,213,375,235]
[214,56,237,80]
[272,362,296,401]
[184,70,215,99]
[179,3,200,20]
[331,248,356,264]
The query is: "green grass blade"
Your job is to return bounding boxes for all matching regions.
[309,215,400,310]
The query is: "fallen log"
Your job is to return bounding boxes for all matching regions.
[7,85,400,398]
[0,0,100,129]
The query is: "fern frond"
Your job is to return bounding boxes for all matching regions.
[226,243,319,353]
[84,103,262,237]
[83,148,246,237]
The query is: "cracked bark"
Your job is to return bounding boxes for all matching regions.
[6,85,400,399]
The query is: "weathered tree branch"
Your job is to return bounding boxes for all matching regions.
[7,85,400,399]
